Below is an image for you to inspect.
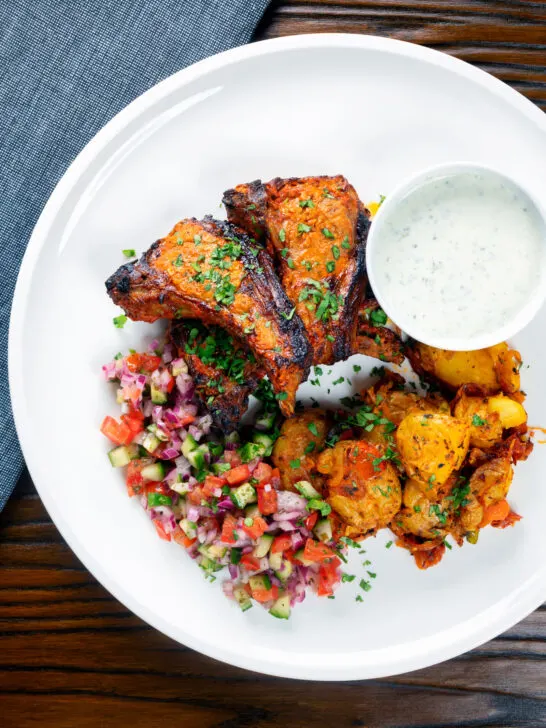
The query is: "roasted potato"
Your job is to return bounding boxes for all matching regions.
[371,386,450,427]
[469,455,513,509]
[316,440,401,534]
[408,342,521,394]
[271,410,329,492]
[395,478,450,540]
[396,412,470,486]
[453,390,527,448]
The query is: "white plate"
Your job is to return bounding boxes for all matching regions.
[9,34,546,681]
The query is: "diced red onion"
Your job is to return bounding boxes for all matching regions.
[162,343,173,363]
[291,532,305,551]
[228,565,239,580]
[273,511,301,522]
[277,491,307,513]
[276,521,296,532]
[160,447,180,460]
[187,506,200,522]
[218,498,234,510]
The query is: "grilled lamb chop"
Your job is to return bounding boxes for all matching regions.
[106,216,311,416]
[169,320,264,432]
[223,175,370,365]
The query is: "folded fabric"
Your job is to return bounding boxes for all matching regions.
[0,0,270,511]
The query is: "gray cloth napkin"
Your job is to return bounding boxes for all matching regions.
[0,0,270,511]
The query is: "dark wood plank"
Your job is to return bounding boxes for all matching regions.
[3,3,546,726]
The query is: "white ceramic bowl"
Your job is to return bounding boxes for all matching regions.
[9,34,546,681]
[366,162,546,350]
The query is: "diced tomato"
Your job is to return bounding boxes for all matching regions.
[251,584,279,603]
[179,414,196,427]
[271,534,292,554]
[187,486,205,505]
[338,428,355,442]
[492,509,522,529]
[240,554,261,571]
[220,514,238,545]
[317,557,341,597]
[100,415,134,446]
[414,543,446,570]
[121,412,145,436]
[480,499,511,528]
[165,375,175,393]
[126,353,162,374]
[305,511,319,530]
[349,441,383,480]
[303,538,335,563]
[172,527,196,549]
[242,516,267,540]
[253,462,273,486]
[154,521,171,541]
[257,486,278,515]
[225,464,250,486]
[203,475,227,498]
[270,467,281,489]
[283,549,296,563]
[223,450,242,467]
[145,481,171,496]
[126,460,145,496]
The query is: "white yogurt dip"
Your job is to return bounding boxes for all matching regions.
[367,167,546,348]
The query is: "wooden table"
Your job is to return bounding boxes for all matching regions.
[2,2,545,726]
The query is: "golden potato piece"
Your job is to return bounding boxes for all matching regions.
[396,412,470,486]
[271,410,329,492]
[396,480,449,540]
[453,393,503,449]
[469,455,513,509]
[317,440,401,533]
[408,342,521,394]
[488,395,527,430]
[375,388,449,427]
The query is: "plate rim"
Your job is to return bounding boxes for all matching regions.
[9,32,546,681]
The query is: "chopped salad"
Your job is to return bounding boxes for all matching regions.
[101,341,346,619]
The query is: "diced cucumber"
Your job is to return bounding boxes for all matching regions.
[294,480,321,499]
[275,559,294,583]
[314,518,333,543]
[150,383,168,404]
[252,432,275,456]
[199,543,227,560]
[269,593,291,620]
[181,433,198,459]
[231,483,257,509]
[170,477,191,495]
[141,432,160,454]
[147,423,169,441]
[238,441,266,464]
[186,448,206,470]
[253,534,274,558]
[255,412,276,431]
[233,586,252,612]
[108,445,132,468]
[180,518,197,539]
[209,442,224,458]
[244,504,260,519]
[294,549,314,567]
[141,462,166,482]
[269,550,283,571]
[212,462,231,475]
[199,555,223,573]
[249,574,272,592]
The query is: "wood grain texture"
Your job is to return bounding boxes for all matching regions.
[3,3,546,726]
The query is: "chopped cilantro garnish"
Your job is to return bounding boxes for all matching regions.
[332,377,345,385]
[308,422,319,436]
[331,245,340,260]
[341,236,350,249]
[297,223,312,234]
[304,442,316,454]
[287,258,295,269]
[290,459,301,469]
[306,498,331,516]
[281,307,296,321]
[276,391,288,401]
[113,315,127,328]
[472,414,487,427]
[326,334,335,342]
[429,504,448,524]
[359,579,372,592]
[342,573,356,583]
[355,595,364,602]
[122,248,136,258]
[322,227,335,239]
[326,261,335,273]
[281,247,288,258]
[314,366,324,376]
[279,228,286,243]
[299,198,315,208]
[353,364,362,372]
[385,540,393,549]
[172,254,183,267]
[323,188,335,199]
[193,234,202,245]
[370,308,388,326]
